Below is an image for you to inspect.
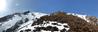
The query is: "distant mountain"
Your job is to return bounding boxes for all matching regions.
[0,11,47,32]
[0,11,98,32]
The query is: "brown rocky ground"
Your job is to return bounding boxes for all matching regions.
[32,12,98,32]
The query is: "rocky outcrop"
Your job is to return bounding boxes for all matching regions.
[86,16,98,25]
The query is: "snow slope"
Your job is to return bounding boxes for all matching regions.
[17,21,70,32]
[0,11,47,32]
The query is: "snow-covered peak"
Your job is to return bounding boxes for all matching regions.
[0,11,48,32]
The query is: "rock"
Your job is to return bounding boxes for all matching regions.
[86,16,98,25]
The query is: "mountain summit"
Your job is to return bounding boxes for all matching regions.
[0,11,98,32]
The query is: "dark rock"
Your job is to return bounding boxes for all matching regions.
[60,29,66,32]
[0,15,14,22]
[23,11,30,15]
[25,18,29,22]
[25,29,31,31]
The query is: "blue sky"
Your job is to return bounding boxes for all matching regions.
[1,0,98,17]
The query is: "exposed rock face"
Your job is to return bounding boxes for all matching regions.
[0,15,14,22]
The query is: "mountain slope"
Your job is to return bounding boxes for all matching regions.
[0,11,98,32]
[17,12,98,32]
[0,11,47,32]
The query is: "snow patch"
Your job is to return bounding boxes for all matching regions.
[18,21,70,32]
[67,13,90,22]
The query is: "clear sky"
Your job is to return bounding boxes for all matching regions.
[0,0,98,17]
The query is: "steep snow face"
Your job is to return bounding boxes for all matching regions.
[18,21,70,32]
[67,13,90,22]
[0,15,22,32]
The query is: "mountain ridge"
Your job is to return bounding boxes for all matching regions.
[0,11,98,32]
